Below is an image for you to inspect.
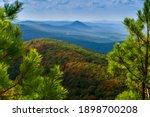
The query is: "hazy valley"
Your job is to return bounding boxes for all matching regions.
[16,20,128,53]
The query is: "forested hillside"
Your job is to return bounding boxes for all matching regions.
[25,39,125,99]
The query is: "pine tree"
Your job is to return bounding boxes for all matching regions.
[16,49,43,99]
[16,49,67,100]
[107,0,150,100]
[0,0,23,99]
[40,65,68,100]
[0,0,67,100]
[3,0,23,21]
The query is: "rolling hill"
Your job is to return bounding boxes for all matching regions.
[16,20,127,53]
[25,39,125,99]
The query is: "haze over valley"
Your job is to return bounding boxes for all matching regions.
[16,20,128,53]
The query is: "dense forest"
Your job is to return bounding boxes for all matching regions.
[0,0,150,100]
[25,39,125,99]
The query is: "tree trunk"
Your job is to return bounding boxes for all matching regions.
[143,23,149,100]
[142,81,145,100]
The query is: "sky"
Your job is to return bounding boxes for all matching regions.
[0,0,145,21]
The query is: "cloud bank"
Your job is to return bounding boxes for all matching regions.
[0,0,145,21]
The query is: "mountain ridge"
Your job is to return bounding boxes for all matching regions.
[25,38,125,99]
[16,20,127,53]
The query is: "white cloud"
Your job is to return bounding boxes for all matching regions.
[17,0,144,21]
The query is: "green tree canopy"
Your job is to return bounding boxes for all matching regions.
[0,0,67,100]
[107,0,150,100]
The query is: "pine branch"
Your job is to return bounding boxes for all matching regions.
[4,0,23,20]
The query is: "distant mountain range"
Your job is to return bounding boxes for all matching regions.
[16,20,128,53]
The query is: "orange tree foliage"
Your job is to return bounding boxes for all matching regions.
[25,39,125,99]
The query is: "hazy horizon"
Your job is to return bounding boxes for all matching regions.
[15,19,124,23]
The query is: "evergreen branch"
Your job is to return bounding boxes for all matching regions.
[0,74,23,96]
[4,0,23,20]
[117,49,141,79]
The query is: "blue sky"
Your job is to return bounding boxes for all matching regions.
[0,0,145,21]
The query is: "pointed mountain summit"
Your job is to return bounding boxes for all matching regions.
[66,20,90,29]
